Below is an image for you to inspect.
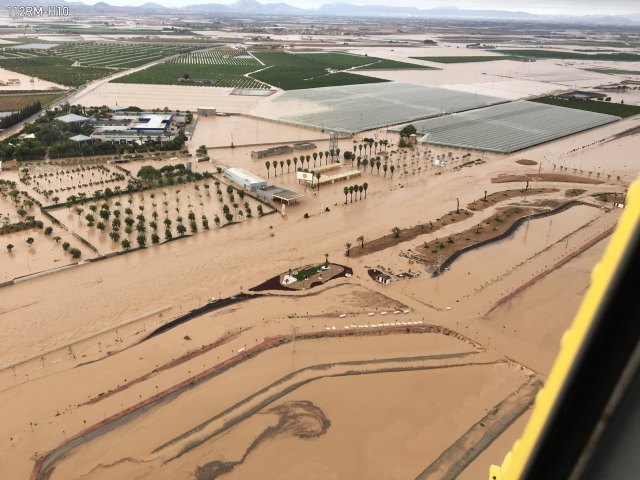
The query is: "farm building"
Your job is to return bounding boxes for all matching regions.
[223,167,267,191]
[69,134,92,143]
[251,145,294,159]
[129,114,173,133]
[55,113,89,124]
[256,185,304,205]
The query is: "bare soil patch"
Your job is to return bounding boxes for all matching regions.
[515,159,537,166]
[565,188,587,197]
[412,206,535,271]
[348,209,473,258]
[492,173,603,185]
[467,188,558,211]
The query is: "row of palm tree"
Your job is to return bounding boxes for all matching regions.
[263,149,342,178]
[342,183,369,204]
[353,139,389,158]
[344,234,366,256]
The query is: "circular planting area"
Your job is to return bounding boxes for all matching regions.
[250,263,353,292]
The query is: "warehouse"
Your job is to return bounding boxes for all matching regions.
[223,167,267,191]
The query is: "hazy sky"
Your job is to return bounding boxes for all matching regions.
[83,0,640,15]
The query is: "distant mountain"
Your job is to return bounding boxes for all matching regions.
[0,0,637,25]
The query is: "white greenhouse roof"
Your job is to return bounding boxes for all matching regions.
[391,101,619,153]
[255,83,507,134]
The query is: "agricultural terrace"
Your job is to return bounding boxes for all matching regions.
[410,56,511,63]
[55,42,214,69]
[115,50,431,90]
[46,164,269,254]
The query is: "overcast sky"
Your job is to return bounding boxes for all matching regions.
[82,0,640,15]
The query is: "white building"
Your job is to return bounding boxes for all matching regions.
[223,167,267,191]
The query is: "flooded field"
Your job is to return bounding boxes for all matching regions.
[0,24,638,480]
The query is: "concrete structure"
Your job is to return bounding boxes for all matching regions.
[55,113,89,124]
[256,185,304,205]
[197,107,217,116]
[293,142,316,151]
[223,167,267,191]
[251,145,293,159]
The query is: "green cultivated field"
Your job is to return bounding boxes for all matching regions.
[410,55,510,63]
[114,50,429,90]
[112,63,266,89]
[0,91,66,111]
[0,56,112,87]
[494,50,640,62]
[531,96,640,118]
[583,67,640,76]
[0,42,215,87]
[55,42,212,69]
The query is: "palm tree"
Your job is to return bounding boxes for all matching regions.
[392,226,400,238]
[345,242,352,256]
[286,158,291,173]
[357,235,365,248]
[315,172,321,189]
[348,186,354,203]
[390,165,395,178]
[358,144,363,157]
[6,244,14,253]
[265,161,271,178]
[312,152,318,167]
[280,160,284,174]
[358,185,364,199]
[353,145,357,156]
[273,161,278,177]
[362,158,368,171]
[26,237,34,246]
[352,184,359,201]
[363,182,368,198]
[343,186,349,204]
[383,164,388,177]
[293,157,298,170]
[376,160,382,174]
[319,151,324,164]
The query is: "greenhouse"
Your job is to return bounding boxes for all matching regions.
[391,101,619,153]
[260,83,505,134]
